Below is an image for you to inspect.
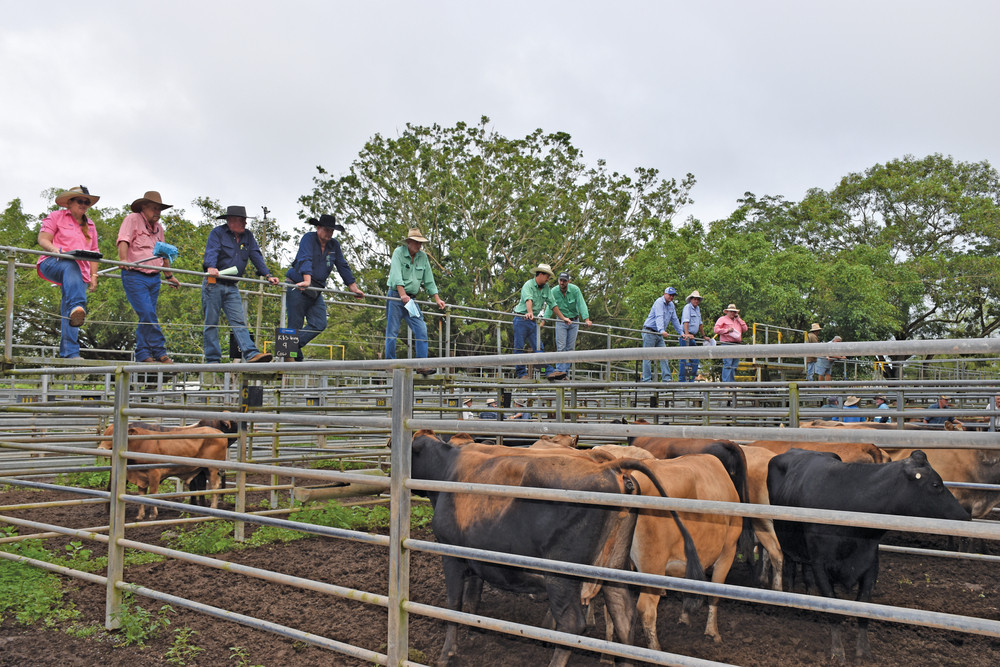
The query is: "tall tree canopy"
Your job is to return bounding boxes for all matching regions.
[299,117,695,354]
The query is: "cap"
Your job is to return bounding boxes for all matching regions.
[664,286,677,295]
[558,272,570,281]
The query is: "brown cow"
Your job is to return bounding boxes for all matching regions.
[746,440,887,464]
[801,419,966,431]
[882,447,1000,518]
[739,445,783,590]
[628,454,743,646]
[99,423,229,520]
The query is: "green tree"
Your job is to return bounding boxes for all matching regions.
[299,117,695,356]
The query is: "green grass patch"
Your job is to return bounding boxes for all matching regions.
[55,471,110,489]
[0,528,80,626]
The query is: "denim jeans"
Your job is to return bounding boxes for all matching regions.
[285,285,327,358]
[720,342,740,383]
[38,257,88,358]
[201,279,260,362]
[121,270,167,361]
[553,319,579,374]
[641,331,672,382]
[384,299,428,360]
[805,361,817,381]
[512,315,551,377]
[678,337,699,382]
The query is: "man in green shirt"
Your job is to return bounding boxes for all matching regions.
[385,227,446,375]
[513,263,567,380]
[544,271,592,377]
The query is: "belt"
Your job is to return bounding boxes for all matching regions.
[644,327,659,333]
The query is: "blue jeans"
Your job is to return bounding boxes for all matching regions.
[384,299,428,360]
[805,361,817,381]
[38,258,88,358]
[285,285,327,358]
[554,319,579,373]
[121,270,167,361]
[720,342,740,383]
[201,279,260,362]
[513,315,552,377]
[678,337,699,382]
[641,331,672,382]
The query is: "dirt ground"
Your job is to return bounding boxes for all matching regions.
[2,485,1000,667]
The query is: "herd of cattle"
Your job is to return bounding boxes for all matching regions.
[94,414,998,666]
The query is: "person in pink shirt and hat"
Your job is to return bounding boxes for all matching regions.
[36,185,101,359]
[714,303,748,383]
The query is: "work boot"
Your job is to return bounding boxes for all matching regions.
[247,353,273,363]
[68,306,86,327]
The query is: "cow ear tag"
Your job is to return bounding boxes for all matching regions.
[915,473,921,479]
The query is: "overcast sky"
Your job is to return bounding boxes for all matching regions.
[3,1,998,238]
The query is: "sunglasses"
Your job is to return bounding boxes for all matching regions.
[70,198,92,206]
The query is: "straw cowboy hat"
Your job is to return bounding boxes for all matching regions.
[55,185,100,207]
[130,191,173,212]
[844,396,861,407]
[809,323,822,332]
[404,228,429,243]
[874,395,888,403]
[724,303,740,313]
[531,263,556,278]
[686,290,703,302]
[309,214,345,232]
[216,205,249,220]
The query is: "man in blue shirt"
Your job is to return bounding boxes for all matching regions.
[284,215,364,361]
[842,395,864,422]
[679,290,709,382]
[641,286,685,382]
[924,395,963,427]
[202,205,280,363]
[874,395,891,423]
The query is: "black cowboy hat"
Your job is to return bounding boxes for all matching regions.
[216,205,249,220]
[309,214,345,232]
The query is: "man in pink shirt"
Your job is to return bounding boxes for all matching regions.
[714,303,748,383]
[117,191,180,363]
[36,186,101,359]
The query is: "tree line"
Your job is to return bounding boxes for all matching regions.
[2,117,999,363]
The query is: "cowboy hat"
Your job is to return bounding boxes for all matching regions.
[216,205,249,220]
[809,323,822,332]
[939,394,951,401]
[686,290,703,302]
[130,191,172,212]
[724,303,740,312]
[55,185,100,207]
[309,214,345,232]
[844,396,860,407]
[874,395,888,403]
[532,263,556,278]
[404,228,429,243]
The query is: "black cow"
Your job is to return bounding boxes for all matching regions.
[767,449,970,662]
[409,430,705,667]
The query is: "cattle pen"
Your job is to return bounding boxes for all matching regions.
[2,338,1000,666]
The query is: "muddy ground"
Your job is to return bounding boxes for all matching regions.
[1,484,999,667]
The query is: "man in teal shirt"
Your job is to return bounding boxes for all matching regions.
[544,271,592,377]
[513,263,567,380]
[385,227,446,374]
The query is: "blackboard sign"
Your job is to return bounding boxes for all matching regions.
[274,328,298,358]
[241,384,263,413]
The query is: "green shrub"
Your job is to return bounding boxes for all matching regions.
[110,594,173,647]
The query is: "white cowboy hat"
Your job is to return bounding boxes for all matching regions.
[55,185,100,207]
[404,228,429,243]
[844,396,860,407]
[724,303,739,313]
[531,263,556,278]
[686,290,703,302]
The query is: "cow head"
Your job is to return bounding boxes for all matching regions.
[900,450,970,521]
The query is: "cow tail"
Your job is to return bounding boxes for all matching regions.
[618,460,708,588]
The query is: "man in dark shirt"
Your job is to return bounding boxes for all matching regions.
[924,395,962,426]
[202,206,280,363]
[284,215,364,361]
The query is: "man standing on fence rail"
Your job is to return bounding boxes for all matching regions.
[385,227,446,375]
[544,271,592,379]
[641,286,685,382]
[679,290,709,382]
[512,263,567,381]
[202,205,280,363]
[285,214,364,362]
[714,303,748,383]
[117,191,179,364]
[805,322,822,381]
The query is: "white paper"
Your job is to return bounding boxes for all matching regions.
[217,266,239,276]
[405,299,421,318]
